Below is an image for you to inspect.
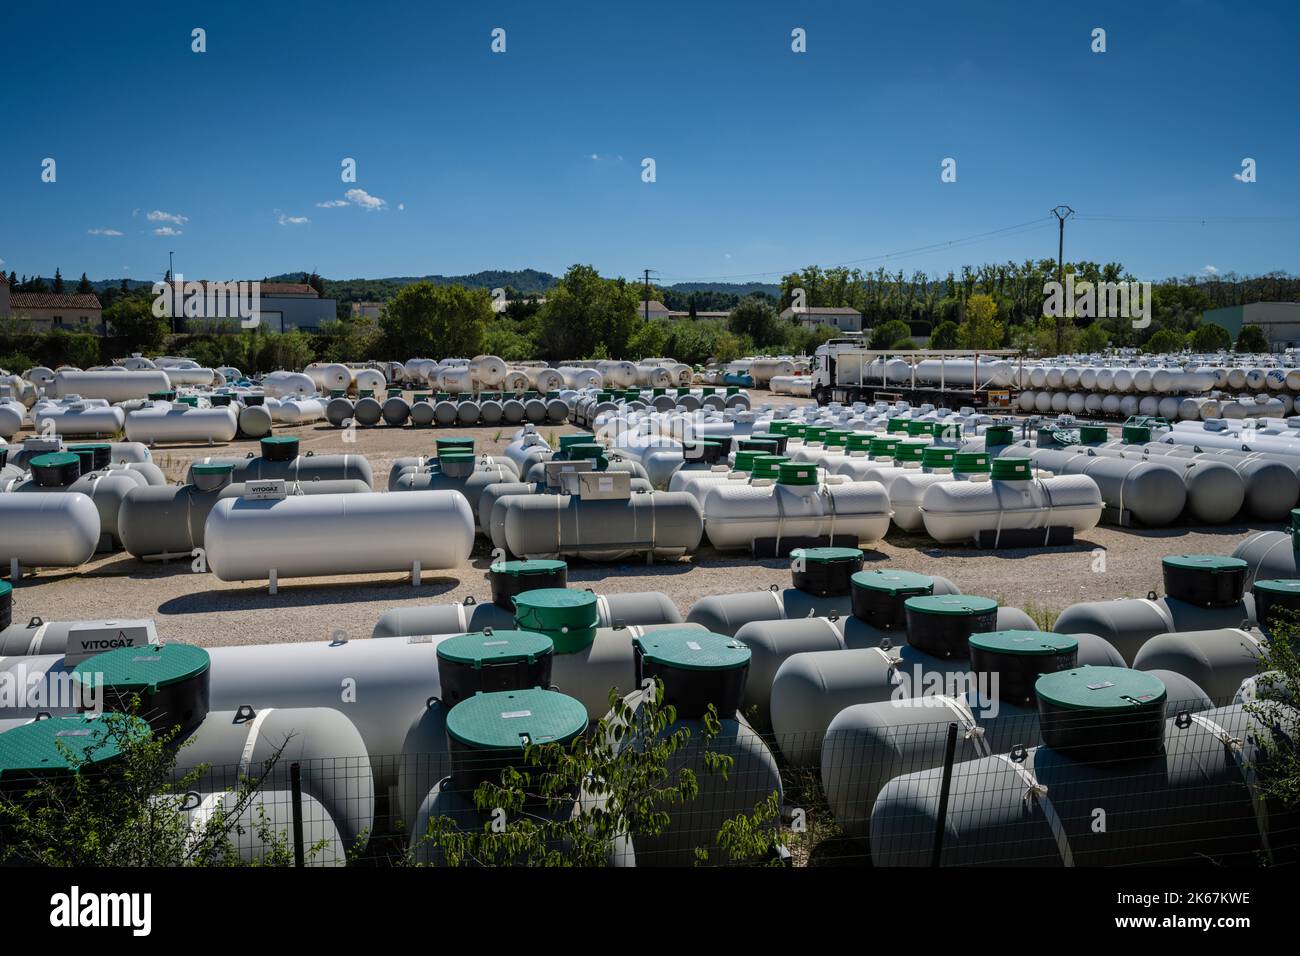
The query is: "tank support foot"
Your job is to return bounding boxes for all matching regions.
[412,561,422,586]
[269,569,278,595]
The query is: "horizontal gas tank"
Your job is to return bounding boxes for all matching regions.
[920,465,1103,545]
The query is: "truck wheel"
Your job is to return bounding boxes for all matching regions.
[814,387,829,405]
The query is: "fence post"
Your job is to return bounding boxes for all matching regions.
[290,761,305,868]
[930,722,959,868]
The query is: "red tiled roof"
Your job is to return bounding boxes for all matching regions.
[9,292,102,310]
[164,281,319,297]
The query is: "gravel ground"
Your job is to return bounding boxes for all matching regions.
[7,392,1282,646]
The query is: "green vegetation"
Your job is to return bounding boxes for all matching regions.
[1236,324,1269,353]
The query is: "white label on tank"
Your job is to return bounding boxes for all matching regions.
[55,729,92,737]
[131,656,160,663]
[1087,681,1115,690]
[482,641,508,646]
[500,710,532,719]
[686,641,702,651]
[599,477,613,491]
[244,479,287,500]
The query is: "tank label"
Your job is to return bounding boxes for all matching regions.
[482,641,508,646]
[1087,681,1116,690]
[686,641,702,651]
[243,479,286,500]
[500,710,533,719]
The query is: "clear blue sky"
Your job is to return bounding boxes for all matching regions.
[1,0,1295,286]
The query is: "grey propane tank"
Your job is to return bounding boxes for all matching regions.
[1133,628,1265,701]
[1054,595,1256,664]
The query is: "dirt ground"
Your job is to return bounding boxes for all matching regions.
[7,391,1283,646]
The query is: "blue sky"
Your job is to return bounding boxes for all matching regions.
[1,0,1296,286]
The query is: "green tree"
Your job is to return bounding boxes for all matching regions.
[379,281,490,358]
[1235,324,1269,353]
[105,296,169,352]
[1078,322,1110,352]
[957,294,1004,349]
[1145,328,1187,353]
[869,320,912,350]
[52,268,64,294]
[76,272,93,295]
[627,319,670,359]
[929,320,959,349]
[727,296,779,347]
[537,265,639,360]
[1190,323,1232,352]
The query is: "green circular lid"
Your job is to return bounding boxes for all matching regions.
[954,451,990,473]
[905,420,931,436]
[803,425,831,442]
[436,436,475,450]
[1035,666,1166,711]
[31,452,79,469]
[0,714,148,779]
[751,454,788,478]
[634,628,751,672]
[438,450,476,463]
[72,642,209,694]
[845,433,873,451]
[784,423,807,438]
[852,569,934,596]
[905,594,998,617]
[1079,425,1108,444]
[1254,579,1300,596]
[437,630,554,667]
[491,559,567,577]
[69,442,110,451]
[931,422,963,439]
[895,440,927,462]
[513,588,599,631]
[922,446,955,468]
[767,420,796,435]
[329,388,347,398]
[991,457,1032,480]
[558,433,595,449]
[792,546,863,564]
[869,437,899,457]
[887,418,909,433]
[567,443,606,460]
[261,436,297,450]
[445,689,588,751]
[0,581,11,599]
[1162,554,1247,573]
[192,462,235,475]
[1121,424,1152,444]
[1291,508,1300,531]
[984,425,1014,446]
[731,450,763,472]
[969,630,1078,657]
[822,430,851,448]
[742,437,780,450]
[149,391,176,400]
[777,461,818,485]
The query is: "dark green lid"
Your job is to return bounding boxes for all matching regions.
[436,437,475,451]
[445,689,588,751]
[852,569,934,597]
[513,588,599,631]
[566,443,606,461]
[72,642,209,694]
[905,420,930,436]
[1291,508,1300,532]
[984,425,1015,446]
[558,433,595,450]
[634,629,751,672]
[192,462,234,476]
[803,425,831,442]
[261,436,298,451]
[148,390,176,400]
[904,594,998,617]
[931,422,963,440]
[69,442,110,451]
[1122,424,1151,444]
[1079,425,1108,444]
[438,450,476,463]
[969,630,1078,657]
[991,457,1032,480]
[1161,554,1247,573]
[953,451,990,473]
[845,433,873,451]
[895,440,926,462]
[887,418,909,433]
[0,714,147,778]
[1253,579,1300,596]
[437,630,554,668]
[777,461,818,485]
[731,450,763,472]
[491,559,567,577]
[922,446,956,468]
[31,452,79,469]
[791,546,863,564]
[869,437,899,457]
[767,420,796,435]
[784,423,807,438]
[0,581,11,600]
[751,454,788,478]
[822,430,851,448]
[1035,666,1166,711]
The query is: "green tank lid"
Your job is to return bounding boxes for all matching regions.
[634,629,751,672]
[31,451,79,470]
[0,714,148,779]
[1122,424,1151,444]
[68,447,96,472]
[869,437,899,457]
[413,394,431,402]
[70,442,111,452]
[984,425,1015,446]
[741,437,780,451]
[491,559,567,577]
[904,594,998,617]
[673,387,690,397]
[922,446,956,468]
[750,454,789,479]
[726,386,741,395]
[887,418,909,434]
[777,461,818,485]
[969,630,1078,657]
[192,462,235,476]
[700,387,717,396]
[1253,579,1300,597]
[260,435,298,453]
[513,588,599,654]
[768,420,796,435]
[1078,424,1109,444]
[803,425,831,442]
[791,546,863,564]
[435,391,451,400]
[388,387,403,396]
[437,630,554,668]
[1292,508,1300,532]
[148,390,177,401]
[731,450,763,472]
[845,433,873,452]
[437,450,476,464]
[895,440,927,462]
[329,388,347,398]
[784,423,807,438]
[905,420,931,436]
[852,569,934,596]
[558,433,595,450]
[652,387,666,396]
[931,422,963,440]
[72,642,209,694]
[445,689,588,752]
[177,395,199,407]
[1161,554,1247,573]
[991,457,1032,480]
[953,451,990,473]
[1035,666,1165,711]
[436,436,475,452]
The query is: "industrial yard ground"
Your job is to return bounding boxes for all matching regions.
[9,392,1278,647]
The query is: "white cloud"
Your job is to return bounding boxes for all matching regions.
[345,188,386,210]
[87,227,124,237]
[315,199,348,208]
[147,209,188,225]
[153,226,183,237]
[1232,172,1247,182]
[398,202,405,211]
[277,213,310,226]
[1204,264,1219,274]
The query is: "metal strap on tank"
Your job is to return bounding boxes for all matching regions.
[238,707,275,777]
[595,594,612,626]
[188,791,228,835]
[939,695,990,758]
[453,602,468,633]
[1231,628,1265,653]
[767,588,787,616]
[819,483,839,544]
[820,616,844,648]
[870,647,904,687]
[992,753,1074,867]
[25,622,50,656]
[1252,533,1294,585]
[1187,712,1271,861]
[1138,597,1175,633]
[1038,477,1057,548]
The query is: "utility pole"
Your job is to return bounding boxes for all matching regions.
[1050,205,1074,353]
[642,268,656,324]
[168,250,176,335]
